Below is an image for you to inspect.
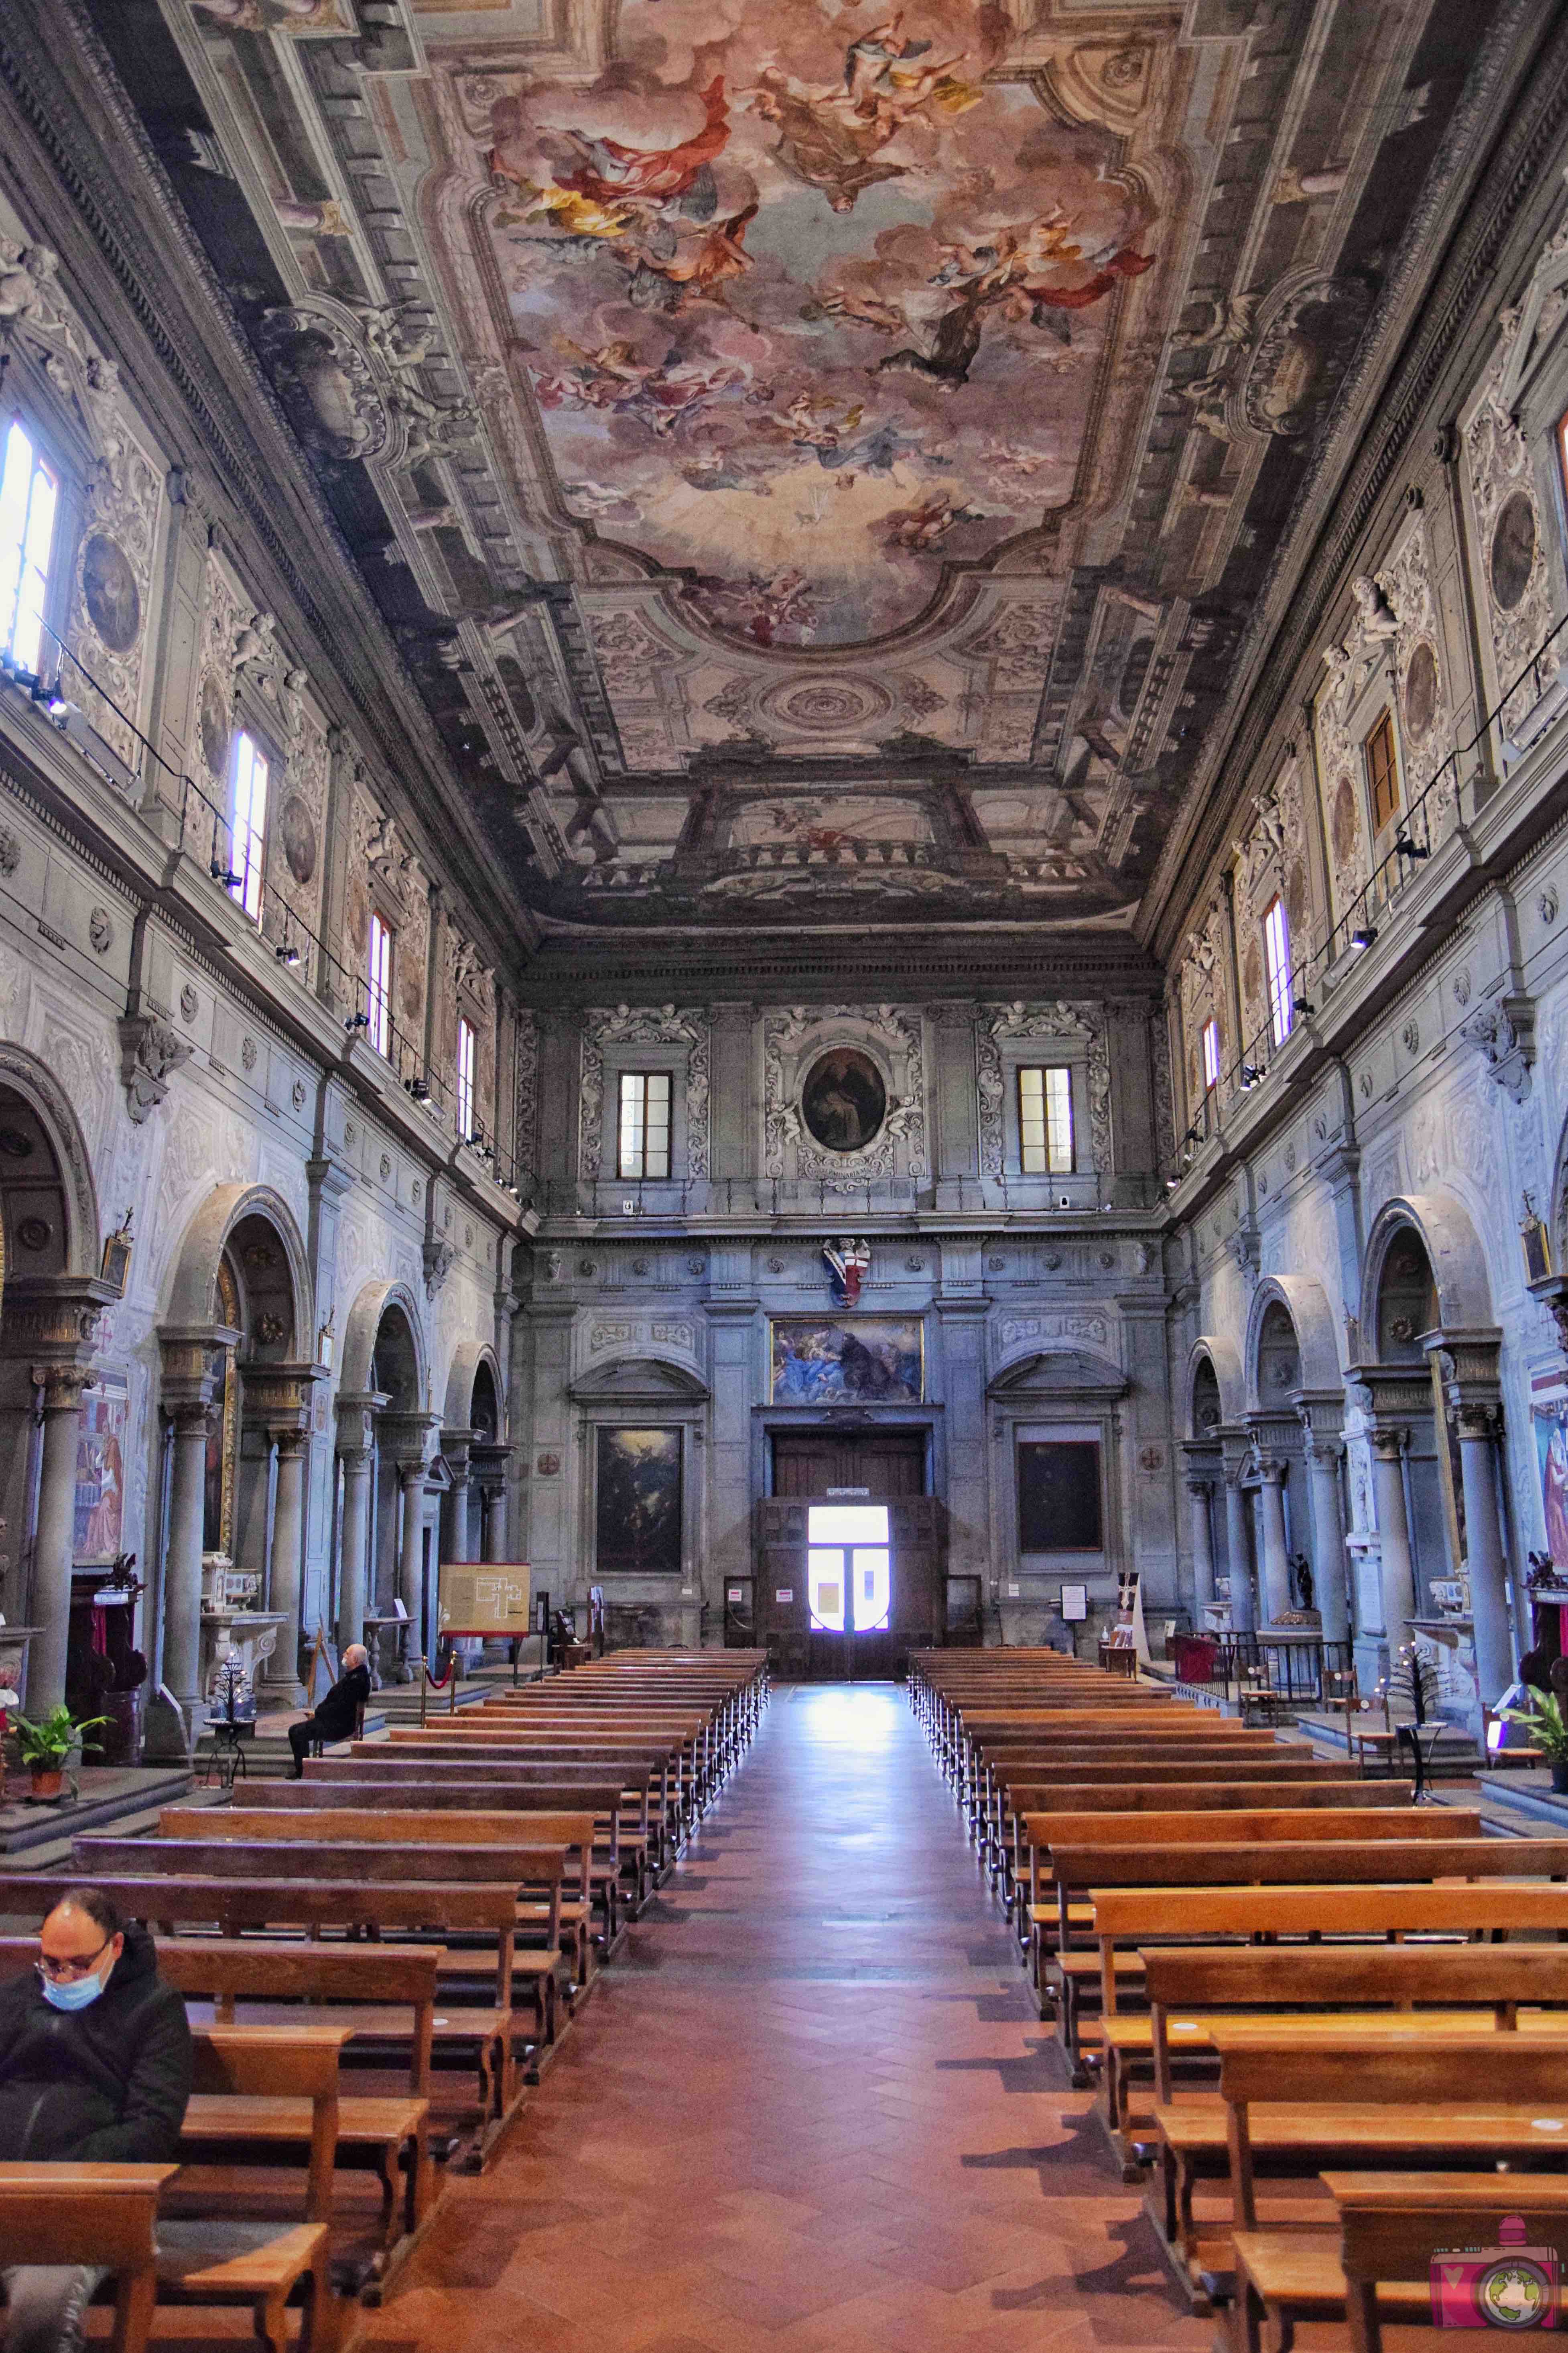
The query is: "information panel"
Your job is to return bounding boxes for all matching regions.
[438,1561,533,1635]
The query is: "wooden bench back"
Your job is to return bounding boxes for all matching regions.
[0,1934,441,2006]
[1326,2173,1568,2322]
[1026,1807,1475,1847]
[0,1870,517,1936]
[161,1805,596,1849]
[1049,1837,1568,1906]
[75,1835,566,1885]
[1093,1883,1568,1940]
[999,1760,1350,1787]
[0,2160,175,2335]
[1142,1943,1568,2011]
[191,2022,349,2099]
[1009,1781,1412,1813]
[245,1779,629,1816]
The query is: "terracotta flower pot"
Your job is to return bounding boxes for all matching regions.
[28,1766,65,1800]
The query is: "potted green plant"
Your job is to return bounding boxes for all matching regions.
[14,1704,108,1801]
[1499,1687,1568,1794]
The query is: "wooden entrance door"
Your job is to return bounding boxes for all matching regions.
[771,1430,926,1499]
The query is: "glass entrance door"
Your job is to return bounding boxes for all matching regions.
[806,1505,893,1676]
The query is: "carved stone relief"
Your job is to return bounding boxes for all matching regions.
[1464,331,1558,735]
[1380,512,1454,833]
[580,1005,711,1182]
[514,1009,538,1177]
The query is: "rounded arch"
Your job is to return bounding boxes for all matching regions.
[1359,1192,1495,1343]
[0,1040,101,1278]
[339,1277,428,1406]
[162,1183,313,1342]
[1186,1334,1243,1434]
[443,1340,504,1433]
[1243,1275,1342,1411]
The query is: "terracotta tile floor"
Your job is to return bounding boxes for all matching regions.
[363,1683,1214,2353]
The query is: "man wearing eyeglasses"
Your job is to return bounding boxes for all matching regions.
[0,1885,192,2353]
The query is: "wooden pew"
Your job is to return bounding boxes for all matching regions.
[0,2164,176,2353]
[345,1743,675,1866]
[246,1773,652,1918]
[1029,1837,1568,2011]
[155,1806,601,1978]
[1156,2030,1568,2302]
[1099,1940,1568,2144]
[0,1872,549,2059]
[375,1733,691,1848]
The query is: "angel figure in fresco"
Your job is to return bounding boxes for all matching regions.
[748,73,909,214]
[621,204,759,311]
[550,77,732,212]
[879,491,983,553]
[880,222,1155,384]
[840,16,981,134]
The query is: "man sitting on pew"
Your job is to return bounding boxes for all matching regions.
[0,1886,193,2353]
[288,1642,372,1778]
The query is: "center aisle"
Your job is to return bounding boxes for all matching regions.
[364,1683,1214,2353]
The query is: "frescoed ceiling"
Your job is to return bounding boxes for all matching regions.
[92,0,1500,946]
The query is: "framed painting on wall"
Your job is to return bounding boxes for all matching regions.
[1017,1440,1103,1552]
[1538,1403,1568,1568]
[595,1427,683,1575]
[768,1318,924,1405]
[74,1384,128,1566]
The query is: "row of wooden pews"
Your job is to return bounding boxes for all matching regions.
[0,1647,767,2353]
[911,1646,1568,2349]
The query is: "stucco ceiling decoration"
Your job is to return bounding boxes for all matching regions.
[122,0,1502,938]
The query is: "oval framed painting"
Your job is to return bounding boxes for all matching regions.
[799,1047,887,1154]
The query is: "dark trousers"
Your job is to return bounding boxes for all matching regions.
[287,1716,320,1774]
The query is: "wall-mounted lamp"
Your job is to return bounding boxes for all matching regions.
[1240,1064,1265,1090]
[210,858,242,889]
[276,940,301,968]
[1394,833,1430,861]
[407,1075,431,1102]
[344,1009,370,1031]
[1349,925,1377,952]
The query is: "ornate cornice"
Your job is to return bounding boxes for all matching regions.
[0,0,537,983]
[1145,0,1568,960]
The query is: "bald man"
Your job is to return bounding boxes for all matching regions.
[0,1886,192,2351]
[288,1641,371,1777]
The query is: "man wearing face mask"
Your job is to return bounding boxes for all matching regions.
[0,1886,193,2353]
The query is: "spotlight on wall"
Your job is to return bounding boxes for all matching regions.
[1240,1064,1265,1089]
[276,940,301,968]
[1292,995,1315,1018]
[1394,833,1430,861]
[210,858,242,889]
[344,1010,370,1031]
[407,1075,431,1102]
[1349,925,1377,952]
[1164,1175,1180,1193]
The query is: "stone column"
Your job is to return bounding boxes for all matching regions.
[162,1399,214,1727]
[1369,1425,1417,1661]
[26,1368,93,1714]
[1223,1464,1255,1632]
[397,1460,427,1622]
[1457,1402,1515,1710]
[1302,1433,1351,1644]
[265,1429,309,1703]
[1187,1478,1216,1614]
[336,1443,374,1657]
[481,1483,508,1561]
[442,1440,475,1566]
[1256,1458,1294,1625]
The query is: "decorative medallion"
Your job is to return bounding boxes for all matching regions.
[379,1153,392,1179]
[1542,888,1560,927]
[198,673,230,780]
[1403,641,1439,740]
[537,1452,561,1476]
[81,533,142,653]
[17,1216,51,1250]
[0,1128,31,1159]
[88,907,114,955]
[1491,492,1538,612]
[241,1036,258,1072]
[292,1078,307,1111]
[799,1047,886,1154]
[179,983,198,1022]
[280,794,318,885]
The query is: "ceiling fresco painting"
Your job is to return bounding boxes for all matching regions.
[97,0,1501,945]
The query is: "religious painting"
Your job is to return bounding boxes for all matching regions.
[1538,1405,1568,1571]
[800,1047,886,1153]
[769,1317,922,1405]
[487,3,1158,648]
[74,1385,127,1566]
[1016,1440,1103,1553]
[205,1255,241,1559]
[279,794,318,885]
[596,1427,683,1574]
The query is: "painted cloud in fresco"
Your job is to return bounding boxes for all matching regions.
[486,0,1155,646]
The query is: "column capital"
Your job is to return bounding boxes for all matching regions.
[1185,1474,1215,1500]
[159,1322,240,1411]
[1455,1398,1503,1442]
[1255,1454,1288,1486]
[1301,1429,1343,1470]
[398,1457,429,1491]
[6,1273,119,1379]
[165,1395,215,1439]
[338,1440,375,1473]
[273,1425,311,1460]
[1368,1423,1409,1462]
[32,1363,95,1412]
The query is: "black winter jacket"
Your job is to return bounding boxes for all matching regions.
[313,1662,371,1741]
[0,1919,193,2161]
